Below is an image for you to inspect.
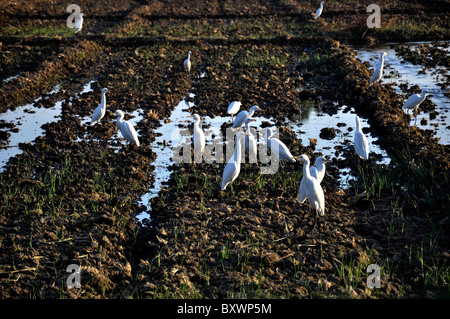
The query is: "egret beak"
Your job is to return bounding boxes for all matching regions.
[187,116,193,118]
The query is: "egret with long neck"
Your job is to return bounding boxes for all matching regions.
[354,115,369,160]
[184,51,191,73]
[314,1,324,19]
[90,88,109,126]
[221,131,251,191]
[369,52,388,86]
[188,114,205,163]
[310,156,331,183]
[115,110,140,147]
[232,105,261,129]
[402,88,430,125]
[266,128,296,163]
[297,154,325,219]
[244,118,257,163]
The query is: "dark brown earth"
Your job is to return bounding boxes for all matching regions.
[0,0,449,299]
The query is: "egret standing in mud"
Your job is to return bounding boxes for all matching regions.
[187,114,206,162]
[310,156,331,183]
[184,51,191,73]
[314,1,324,19]
[244,118,257,162]
[266,128,296,163]
[232,105,261,129]
[369,52,388,86]
[115,110,140,147]
[90,88,109,125]
[402,88,430,125]
[221,131,251,191]
[354,115,369,160]
[298,155,330,210]
[75,13,83,34]
[227,101,241,122]
[297,154,325,225]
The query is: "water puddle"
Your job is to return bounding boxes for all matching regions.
[284,101,391,188]
[73,80,99,128]
[2,74,20,83]
[137,95,194,222]
[0,85,63,171]
[0,80,113,171]
[351,41,450,145]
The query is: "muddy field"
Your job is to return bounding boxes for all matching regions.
[0,0,449,300]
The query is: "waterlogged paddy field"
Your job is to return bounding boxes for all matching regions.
[0,0,449,299]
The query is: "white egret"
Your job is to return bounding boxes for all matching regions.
[227,101,241,121]
[297,154,325,217]
[369,52,388,86]
[90,88,109,125]
[354,115,369,160]
[187,114,206,160]
[298,156,330,204]
[266,128,296,163]
[244,118,257,162]
[115,110,140,147]
[232,105,261,129]
[221,131,251,191]
[402,88,430,124]
[314,1,324,20]
[184,51,191,73]
[310,156,331,183]
[75,13,83,34]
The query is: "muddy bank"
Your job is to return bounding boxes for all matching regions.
[0,40,104,112]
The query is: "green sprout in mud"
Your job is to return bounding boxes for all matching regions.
[2,24,74,37]
[296,52,331,71]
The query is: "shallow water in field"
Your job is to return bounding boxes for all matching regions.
[284,101,391,188]
[0,85,62,171]
[352,41,450,145]
[73,80,144,150]
[137,90,391,221]
[137,95,194,221]
[137,92,281,222]
[285,102,390,162]
[2,74,20,83]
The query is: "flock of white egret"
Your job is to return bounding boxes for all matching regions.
[85,24,431,221]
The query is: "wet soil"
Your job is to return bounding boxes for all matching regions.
[0,0,449,299]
